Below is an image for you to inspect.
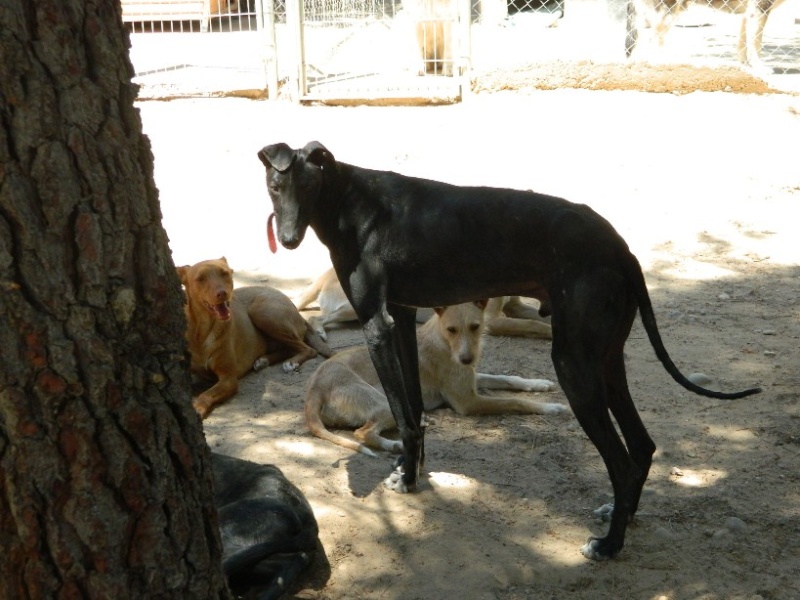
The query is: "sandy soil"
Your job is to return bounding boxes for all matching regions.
[139,85,800,600]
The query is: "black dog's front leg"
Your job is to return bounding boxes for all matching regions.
[362,306,424,493]
[388,303,424,472]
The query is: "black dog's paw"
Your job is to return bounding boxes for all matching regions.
[383,465,411,493]
[593,503,614,523]
[581,536,621,561]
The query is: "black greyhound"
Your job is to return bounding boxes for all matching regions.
[212,453,319,599]
[257,141,760,560]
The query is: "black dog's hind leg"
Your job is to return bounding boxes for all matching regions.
[605,348,656,518]
[362,304,424,493]
[550,268,653,560]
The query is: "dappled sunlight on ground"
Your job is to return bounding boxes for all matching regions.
[428,471,476,489]
[670,468,727,489]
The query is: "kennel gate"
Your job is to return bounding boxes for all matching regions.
[282,0,473,103]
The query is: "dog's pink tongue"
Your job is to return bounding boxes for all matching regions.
[214,303,231,320]
[267,212,277,254]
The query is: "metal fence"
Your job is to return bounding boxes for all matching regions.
[125,0,279,98]
[125,0,800,101]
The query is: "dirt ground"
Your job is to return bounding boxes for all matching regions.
[138,83,800,600]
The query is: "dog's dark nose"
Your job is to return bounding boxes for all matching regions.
[281,236,300,250]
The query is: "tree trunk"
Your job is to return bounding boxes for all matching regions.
[0,2,230,597]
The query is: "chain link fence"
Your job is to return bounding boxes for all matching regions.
[125,0,800,100]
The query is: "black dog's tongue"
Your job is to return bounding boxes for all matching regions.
[267,212,277,254]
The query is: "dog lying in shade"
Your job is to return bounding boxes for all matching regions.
[304,300,567,456]
[212,452,320,600]
[178,257,333,418]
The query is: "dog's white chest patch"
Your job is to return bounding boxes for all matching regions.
[203,331,221,368]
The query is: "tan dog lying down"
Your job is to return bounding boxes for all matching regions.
[304,300,568,456]
[178,257,333,418]
[295,267,552,341]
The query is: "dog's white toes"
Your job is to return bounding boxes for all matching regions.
[580,539,612,561]
[282,360,300,373]
[534,379,557,392]
[253,357,270,371]
[386,468,403,483]
[543,402,571,415]
[383,467,410,493]
[593,503,615,522]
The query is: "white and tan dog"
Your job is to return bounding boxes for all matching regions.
[295,267,552,341]
[626,0,787,69]
[304,300,567,456]
[293,267,358,338]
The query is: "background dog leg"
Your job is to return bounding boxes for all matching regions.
[194,376,239,418]
[484,297,553,338]
[484,316,553,338]
[456,394,571,416]
[475,373,557,393]
[354,417,404,454]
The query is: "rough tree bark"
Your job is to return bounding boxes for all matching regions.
[0,1,230,597]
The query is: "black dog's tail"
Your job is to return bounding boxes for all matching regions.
[628,254,762,400]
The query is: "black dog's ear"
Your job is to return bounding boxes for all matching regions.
[303,141,335,168]
[258,143,296,172]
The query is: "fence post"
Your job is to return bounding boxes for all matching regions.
[256,0,279,99]
[285,0,307,102]
[458,0,472,100]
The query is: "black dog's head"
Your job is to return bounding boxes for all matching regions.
[257,141,334,250]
